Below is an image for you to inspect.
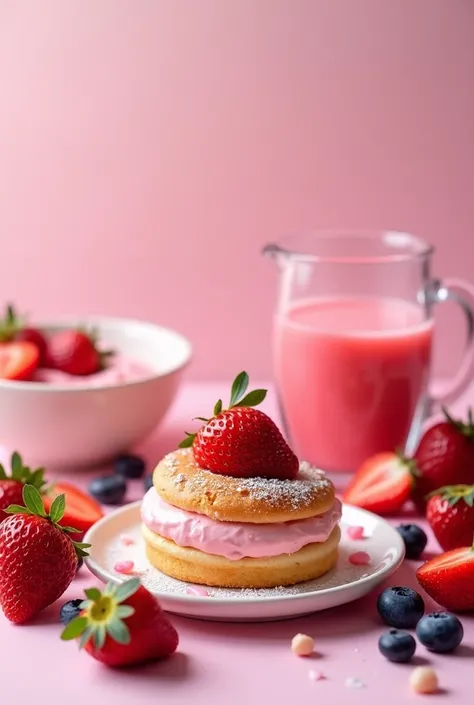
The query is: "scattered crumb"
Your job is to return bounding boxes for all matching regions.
[410,667,439,695]
[292,633,315,656]
[348,551,371,566]
[309,670,325,682]
[345,677,366,689]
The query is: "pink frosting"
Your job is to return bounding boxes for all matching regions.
[141,489,342,560]
[32,354,152,387]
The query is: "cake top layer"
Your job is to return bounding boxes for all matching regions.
[152,448,336,524]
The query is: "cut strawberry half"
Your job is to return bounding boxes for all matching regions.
[343,452,412,515]
[43,482,104,538]
[0,341,39,381]
[416,546,474,612]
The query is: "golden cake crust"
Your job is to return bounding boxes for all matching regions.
[142,524,341,589]
[153,448,336,523]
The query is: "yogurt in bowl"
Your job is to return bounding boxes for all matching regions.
[0,317,192,468]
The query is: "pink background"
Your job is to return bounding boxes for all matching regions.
[1,0,474,381]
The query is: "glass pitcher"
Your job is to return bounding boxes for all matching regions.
[264,230,474,474]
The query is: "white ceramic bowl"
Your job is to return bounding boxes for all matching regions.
[0,317,192,468]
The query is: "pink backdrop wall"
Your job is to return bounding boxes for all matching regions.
[1,1,473,381]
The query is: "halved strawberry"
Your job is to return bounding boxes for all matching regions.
[43,482,104,538]
[343,452,413,515]
[416,546,474,612]
[0,341,39,381]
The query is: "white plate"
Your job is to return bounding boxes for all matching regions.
[84,501,405,622]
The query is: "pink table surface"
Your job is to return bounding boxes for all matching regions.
[1,382,474,704]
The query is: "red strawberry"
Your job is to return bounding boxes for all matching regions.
[0,451,46,522]
[426,485,474,552]
[416,545,474,612]
[43,481,104,538]
[180,371,299,480]
[343,452,413,515]
[0,485,89,623]
[411,409,474,511]
[61,578,179,666]
[0,341,39,380]
[14,328,48,365]
[47,329,113,376]
[0,303,48,365]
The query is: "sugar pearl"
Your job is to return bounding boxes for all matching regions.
[347,526,365,540]
[291,633,315,656]
[348,551,371,566]
[114,560,135,574]
[120,535,135,546]
[410,667,439,694]
[308,670,325,681]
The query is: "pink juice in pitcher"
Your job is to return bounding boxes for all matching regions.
[275,296,433,472]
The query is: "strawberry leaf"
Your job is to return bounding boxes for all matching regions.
[116,604,135,618]
[4,504,31,515]
[213,399,223,415]
[79,626,94,649]
[85,587,101,600]
[49,493,66,523]
[61,616,88,641]
[115,577,141,603]
[61,525,82,533]
[11,452,24,480]
[106,616,131,645]
[0,463,6,480]
[233,389,267,408]
[179,433,195,449]
[94,624,107,649]
[229,371,249,407]
[23,484,47,517]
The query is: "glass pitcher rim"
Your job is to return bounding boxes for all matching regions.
[263,229,434,265]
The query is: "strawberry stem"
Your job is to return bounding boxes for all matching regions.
[442,406,474,439]
[178,372,267,449]
[4,484,90,558]
[0,451,46,491]
[60,577,140,648]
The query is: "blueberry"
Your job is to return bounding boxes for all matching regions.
[60,599,83,625]
[416,612,464,653]
[377,586,425,628]
[89,475,127,505]
[114,454,146,479]
[378,629,417,663]
[144,473,154,493]
[396,524,428,560]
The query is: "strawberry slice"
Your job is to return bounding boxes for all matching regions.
[0,341,39,381]
[343,452,412,515]
[43,482,104,537]
[416,546,474,612]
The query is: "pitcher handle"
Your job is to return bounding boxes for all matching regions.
[428,278,474,409]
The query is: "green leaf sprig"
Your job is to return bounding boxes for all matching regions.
[5,484,91,558]
[179,371,267,448]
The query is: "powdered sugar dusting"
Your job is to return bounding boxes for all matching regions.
[103,519,395,600]
[164,449,333,512]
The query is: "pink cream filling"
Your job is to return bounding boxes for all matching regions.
[141,489,342,560]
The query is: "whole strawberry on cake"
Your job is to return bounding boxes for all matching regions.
[141,372,342,589]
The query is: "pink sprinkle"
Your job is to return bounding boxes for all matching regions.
[348,551,371,566]
[309,670,325,682]
[120,535,135,546]
[114,560,135,574]
[186,586,210,597]
[347,526,365,540]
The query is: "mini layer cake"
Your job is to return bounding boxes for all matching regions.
[141,448,342,589]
